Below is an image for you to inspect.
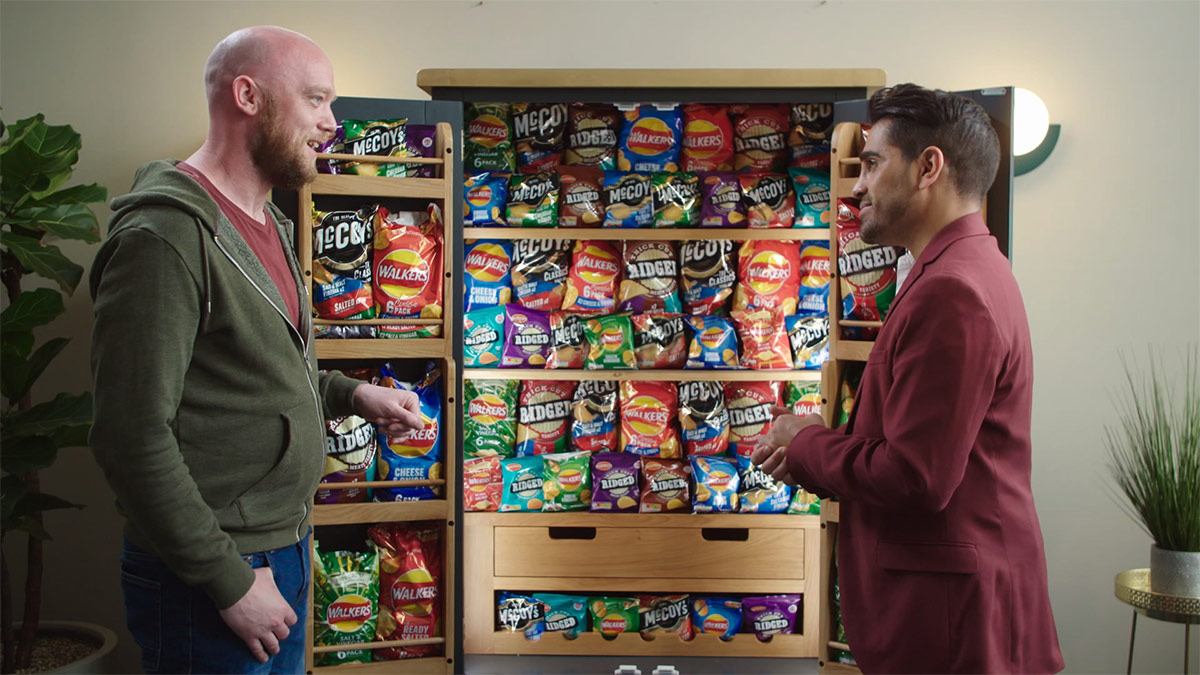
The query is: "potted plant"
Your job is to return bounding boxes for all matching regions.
[0,114,113,673]
[1106,348,1200,597]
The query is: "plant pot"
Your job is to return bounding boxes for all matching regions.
[8,620,119,674]
[1150,545,1200,598]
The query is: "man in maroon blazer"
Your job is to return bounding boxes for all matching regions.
[752,84,1063,674]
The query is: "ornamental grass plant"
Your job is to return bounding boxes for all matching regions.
[1105,348,1200,552]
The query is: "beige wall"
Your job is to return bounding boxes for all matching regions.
[3,1,1197,673]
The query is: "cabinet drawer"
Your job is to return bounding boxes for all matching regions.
[493,524,805,581]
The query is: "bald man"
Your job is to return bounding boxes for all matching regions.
[89,27,422,673]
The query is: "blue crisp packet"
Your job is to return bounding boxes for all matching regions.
[499,456,544,512]
[535,593,588,638]
[464,306,505,368]
[737,455,792,513]
[375,363,442,501]
[690,456,739,513]
[692,597,742,639]
[618,105,683,173]
[603,171,653,228]
[795,240,831,315]
[464,172,509,226]
[684,315,740,369]
[498,592,544,640]
[464,240,514,312]
[790,167,831,228]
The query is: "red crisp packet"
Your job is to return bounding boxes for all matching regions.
[724,381,782,457]
[463,456,501,512]
[368,523,442,660]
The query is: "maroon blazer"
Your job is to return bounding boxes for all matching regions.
[788,213,1063,674]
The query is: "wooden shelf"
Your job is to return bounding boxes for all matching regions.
[312,499,450,526]
[309,174,447,200]
[417,68,887,93]
[835,177,858,198]
[466,512,819,528]
[475,630,813,658]
[821,499,840,525]
[463,227,830,241]
[463,368,823,382]
[314,638,444,654]
[832,341,873,362]
[315,339,446,360]
[313,656,448,674]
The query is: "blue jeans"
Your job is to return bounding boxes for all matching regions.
[120,533,310,674]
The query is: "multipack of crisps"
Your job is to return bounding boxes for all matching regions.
[511,103,568,172]
[312,205,376,320]
[511,238,571,311]
[557,166,606,226]
[737,455,792,514]
[680,239,736,315]
[732,104,789,173]
[790,168,831,228]
[563,240,621,314]
[548,311,585,369]
[619,241,681,312]
[320,119,433,178]
[788,102,834,170]
[463,239,513,312]
[692,597,742,639]
[317,413,376,505]
[463,172,508,226]
[681,104,734,172]
[731,308,794,370]
[603,171,653,228]
[502,305,551,368]
[618,105,682,173]
[684,315,740,370]
[374,205,443,323]
[590,452,641,512]
[739,173,795,229]
[690,455,739,512]
[313,543,378,666]
[572,380,619,453]
[584,313,637,370]
[465,103,516,172]
[620,381,680,458]
[699,172,746,227]
[464,379,518,458]
[463,306,504,368]
[463,456,501,511]
[640,595,693,640]
[516,380,575,456]
[651,172,700,227]
[565,103,621,169]
[500,456,544,512]
[677,381,730,456]
[507,172,559,226]
[725,381,781,457]
[837,199,902,330]
[536,594,589,639]
[368,523,441,660]
[640,458,690,513]
[786,380,822,418]
[542,451,592,511]
[377,363,442,501]
[733,239,801,315]
[632,313,687,369]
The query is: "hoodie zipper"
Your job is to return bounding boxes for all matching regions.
[212,234,323,543]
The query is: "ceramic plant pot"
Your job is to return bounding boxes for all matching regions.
[1150,545,1200,598]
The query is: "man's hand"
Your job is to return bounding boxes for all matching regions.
[218,567,296,663]
[353,383,423,439]
[749,406,825,483]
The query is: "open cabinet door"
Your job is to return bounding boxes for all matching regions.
[833,86,1015,259]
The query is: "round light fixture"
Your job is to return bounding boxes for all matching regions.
[1014,88,1050,156]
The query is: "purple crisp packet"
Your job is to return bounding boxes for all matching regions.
[316,124,345,174]
[406,124,438,178]
[742,595,800,639]
[502,304,551,368]
[699,171,746,228]
[590,452,641,512]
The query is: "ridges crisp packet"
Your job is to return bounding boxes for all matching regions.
[699,172,746,228]
[737,455,792,514]
[316,414,376,505]
[584,313,637,370]
[732,104,789,173]
[618,105,682,173]
[374,205,443,321]
[590,452,640,512]
[464,240,513,312]
[572,380,618,453]
[790,168,831,228]
[639,595,693,640]
[837,198,903,329]
[516,380,575,456]
[619,241,680,313]
[368,523,441,661]
[565,103,621,169]
[313,543,378,666]
[548,311,585,369]
[466,103,516,172]
[542,451,592,512]
[512,102,568,173]
[690,455,738,513]
[725,380,781,458]
[692,597,742,639]
[639,458,690,513]
[620,381,680,458]
[463,456,501,511]
[743,595,800,639]
[499,456,544,512]
[464,379,518,458]
[677,380,730,456]
[680,239,736,315]
[733,239,801,315]
[536,594,589,639]
[684,315,740,370]
[463,172,508,226]
[376,363,442,501]
[502,305,552,368]
[312,205,375,320]
[464,306,505,368]
[512,238,571,311]
[563,240,621,314]
[557,166,606,227]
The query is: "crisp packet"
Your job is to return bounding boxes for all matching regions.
[542,450,592,512]
[375,363,442,501]
[536,594,589,639]
[463,456,502,511]
[572,380,619,453]
[463,239,513,312]
[639,458,690,513]
[790,167,831,228]
[737,455,792,514]
[584,313,637,370]
[620,381,681,458]
[639,595,693,640]
[699,172,747,228]
[464,379,518,458]
[507,171,559,227]
[515,380,575,456]
[743,595,800,640]
[618,105,682,173]
[548,311,585,369]
[464,306,505,368]
[692,597,742,639]
[499,456,544,512]
[498,592,544,640]
[603,171,653,228]
[463,172,508,226]
[690,455,739,513]
[677,380,730,456]
[502,304,552,368]
[590,452,641,512]
[589,597,639,636]
[684,315,740,370]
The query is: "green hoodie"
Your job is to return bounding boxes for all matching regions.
[89,160,359,609]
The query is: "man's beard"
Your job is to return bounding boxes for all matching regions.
[249,94,316,191]
[860,196,908,245]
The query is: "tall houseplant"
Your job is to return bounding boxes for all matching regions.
[1106,348,1200,596]
[0,114,106,672]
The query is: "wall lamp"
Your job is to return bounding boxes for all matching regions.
[1014,88,1060,176]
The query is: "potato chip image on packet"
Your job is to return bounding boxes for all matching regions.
[463,172,509,226]
[589,596,639,637]
[619,241,681,313]
[464,379,518,458]
[515,380,575,456]
[639,458,690,513]
[463,306,505,368]
[725,380,782,458]
[584,313,637,370]
[499,456,545,512]
[618,105,682,173]
[564,240,621,314]
[690,455,739,513]
[542,451,592,512]
[684,315,740,370]
[732,308,794,370]
[463,239,514,312]
[620,381,681,458]
[692,597,742,639]
[463,456,501,511]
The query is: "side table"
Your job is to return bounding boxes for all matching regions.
[1114,569,1200,674]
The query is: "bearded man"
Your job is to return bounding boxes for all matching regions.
[89,26,422,674]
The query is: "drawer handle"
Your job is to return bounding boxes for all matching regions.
[701,528,749,541]
[547,527,596,540]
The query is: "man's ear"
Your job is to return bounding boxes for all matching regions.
[916,146,947,190]
[231,75,261,116]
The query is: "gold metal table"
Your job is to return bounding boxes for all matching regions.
[1114,569,1200,674]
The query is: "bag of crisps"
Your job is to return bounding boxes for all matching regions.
[589,597,639,637]
[565,103,622,169]
[374,205,443,321]
[512,238,571,311]
[788,102,834,170]
[619,241,680,313]
[583,313,637,370]
[684,315,740,370]
[785,380,822,418]
[787,313,830,370]
[463,171,508,226]
[313,542,379,666]
[498,592,544,639]
[690,455,739,513]
[464,379,518,458]
[499,456,545,512]
[548,311,585,369]
[680,239,736,315]
[620,381,681,458]
[324,118,411,177]
[316,414,376,505]
[312,205,375,320]
[737,454,792,514]
[368,523,442,661]
[542,451,592,512]
[463,239,513,312]
[725,380,782,457]
[651,172,700,227]
[590,452,641,512]
[516,380,575,456]
[732,104,789,173]
[678,380,730,456]
[790,168,831,228]
[640,595,693,640]
[376,363,442,501]
[632,313,687,369]
[501,305,552,368]
[740,173,795,229]
[563,240,621,314]
[639,458,690,512]
[733,239,801,315]
[692,597,742,639]
[463,455,502,511]
[787,487,822,515]
[837,198,903,332]
[466,103,516,172]
[507,172,559,227]
[731,308,794,370]
[681,104,734,172]
[743,595,800,639]
[618,105,682,173]
[535,594,589,638]
[572,380,619,453]
[464,306,505,368]
[557,166,606,227]
[796,240,832,315]
[603,171,653,228]
[699,172,747,228]
[512,102,568,173]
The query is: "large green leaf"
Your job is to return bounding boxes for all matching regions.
[1,332,33,362]
[25,183,107,209]
[0,115,81,204]
[51,424,91,449]
[0,231,83,293]
[9,491,82,519]
[0,475,28,522]
[11,203,101,243]
[0,286,65,334]
[2,392,92,440]
[1,337,69,402]
[4,515,52,540]
[0,435,57,475]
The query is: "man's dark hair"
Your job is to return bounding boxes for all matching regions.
[868,83,1000,201]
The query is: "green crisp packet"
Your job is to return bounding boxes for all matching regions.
[506,172,559,227]
[464,306,505,368]
[584,314,637,370]
[536,593,589,638]
[312,543,379,666]
[466,103,516,171]
[464,379,518,459]
[651,172,701,227]
[333,118,409,178]
[787,488,822,515]
[542,451,592,512]
[589,596,639,636]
